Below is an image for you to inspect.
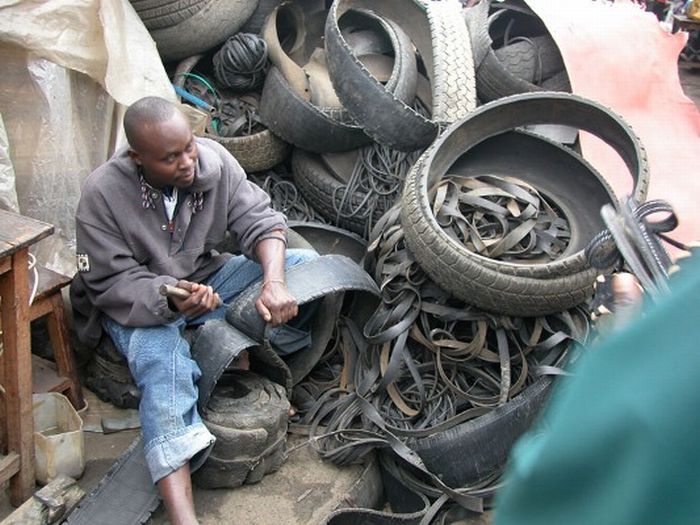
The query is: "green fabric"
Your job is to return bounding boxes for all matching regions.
[495,253,700,525]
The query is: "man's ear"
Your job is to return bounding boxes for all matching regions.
[128,149,141,166]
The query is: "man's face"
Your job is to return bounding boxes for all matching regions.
[128,111,198,189]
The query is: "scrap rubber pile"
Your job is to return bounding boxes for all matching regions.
[78,1,686,523]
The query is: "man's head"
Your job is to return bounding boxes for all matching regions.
[124,96,197,189]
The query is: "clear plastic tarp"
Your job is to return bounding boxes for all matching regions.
[0,0,181,274]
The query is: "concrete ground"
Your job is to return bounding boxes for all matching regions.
[1,55,699,525]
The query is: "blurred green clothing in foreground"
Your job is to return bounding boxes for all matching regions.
[495,252,700,525]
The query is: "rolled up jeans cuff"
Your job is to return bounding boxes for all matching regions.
[144,422,215,483]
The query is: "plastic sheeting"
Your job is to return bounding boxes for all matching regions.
[0,113,19,213]
[0,0,179,274]
[525,0,700,249]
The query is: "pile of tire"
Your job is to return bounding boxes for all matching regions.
[85,334,141,409]
[158,0,480,239]
[192,370,290,489]
[88,2,656,519]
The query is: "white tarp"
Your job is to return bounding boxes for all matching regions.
[0,113,19,212]
[0,0,179,274]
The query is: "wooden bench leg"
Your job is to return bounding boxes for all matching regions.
[0,248,36,506]
[46,293,84,411]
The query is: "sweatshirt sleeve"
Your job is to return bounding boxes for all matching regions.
[74,183,179,328]
[221,153,287,259]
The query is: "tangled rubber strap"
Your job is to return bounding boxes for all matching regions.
[248,169,326,223]
[586,198,686,297]
[333,142,423,239]
[213,33,269,92]
[434,174,571,262]
[291,205,588,509]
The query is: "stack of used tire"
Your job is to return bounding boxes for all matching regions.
[85,334,141,409]
[144,0,481,239]
[192,370,291,489]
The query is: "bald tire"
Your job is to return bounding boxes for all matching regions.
[194,371,290,489]
[129,0,210,30]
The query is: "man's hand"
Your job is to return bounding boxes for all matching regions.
[612,272,643,328]
[170,280,221,319]
[255,281,298,326]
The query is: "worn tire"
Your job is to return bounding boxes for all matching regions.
[193,371,289,489]
[493,35,565,84]
[400,92,651,316]
[287,221,368,264]
[413,376,556,487]
[325,0,476,151]
[239,0,284,34]
[129,0,209,31]
[149,0,259,63]
[466,0,570,102]
[260,67,371,153]
[225,255,380,385]
[85,336,141,409]
[209,129,289,173]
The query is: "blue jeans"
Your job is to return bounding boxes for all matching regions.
[102,249,317,483]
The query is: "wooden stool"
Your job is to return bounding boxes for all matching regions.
[29,267,84,411]
[1,209,54,505]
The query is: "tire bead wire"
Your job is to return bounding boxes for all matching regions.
[330,100,428,239]
[434,173,571,263]
[331,143,423,239]
[248,168,326,223]
[291,204,590,520]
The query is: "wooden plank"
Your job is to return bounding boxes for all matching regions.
[32,355,71,395]
[29,297,53,321]
[0,248,37,506]
[673,14,700,33]
[0,453,20,486]
[0,210,53,259]
[32,267,71,305]
[0,257,10,276]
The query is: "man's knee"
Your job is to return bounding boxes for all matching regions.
[285,248,319,268]
[128,325,189,378]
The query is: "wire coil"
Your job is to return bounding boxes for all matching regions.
[213,33,269,92]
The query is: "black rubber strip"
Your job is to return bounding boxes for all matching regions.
[64,438,159,525]
[227,255,378,338]
[195,255,380,410]
[191,319,259,411]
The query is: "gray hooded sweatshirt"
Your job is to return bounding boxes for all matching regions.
[70,137,286,347]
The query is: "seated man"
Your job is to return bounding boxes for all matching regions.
[70,96,316,524]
